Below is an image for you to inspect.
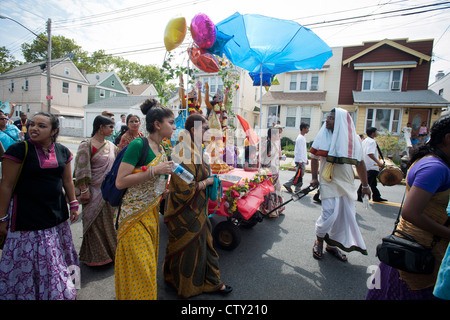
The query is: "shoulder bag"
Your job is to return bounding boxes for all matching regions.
[376,193,449,274]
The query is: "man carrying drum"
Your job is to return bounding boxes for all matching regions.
[357,127,387,202]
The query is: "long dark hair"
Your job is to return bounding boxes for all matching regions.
[408,115,450,167]
[140,98,173,133]
[91,115,114,137]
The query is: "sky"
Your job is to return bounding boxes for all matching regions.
[1,0,449,85]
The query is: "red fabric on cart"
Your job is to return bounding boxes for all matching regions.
[207,169,274,220]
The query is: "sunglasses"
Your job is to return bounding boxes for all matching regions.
[104,124,114,129]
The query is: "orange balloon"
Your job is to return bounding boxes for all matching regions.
[164,17,187,51]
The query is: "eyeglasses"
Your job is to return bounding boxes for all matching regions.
[0,118,7,121]
[104,124,114,128]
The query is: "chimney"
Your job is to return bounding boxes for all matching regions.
[436,70,445,82]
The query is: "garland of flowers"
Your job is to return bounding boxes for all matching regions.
[223,169,271,213]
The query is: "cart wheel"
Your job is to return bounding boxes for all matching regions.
[240,211,263,229]
[213,221,241,250]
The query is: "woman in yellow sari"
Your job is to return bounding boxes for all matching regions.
[114,98,175,300]
[164,114,232,299]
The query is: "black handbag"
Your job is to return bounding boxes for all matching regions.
[376,193,447,274]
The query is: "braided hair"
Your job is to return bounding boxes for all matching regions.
[408,115,450,167]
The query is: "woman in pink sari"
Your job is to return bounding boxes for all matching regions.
[73,115,118,266]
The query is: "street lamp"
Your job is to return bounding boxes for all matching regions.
[0,15,52,113]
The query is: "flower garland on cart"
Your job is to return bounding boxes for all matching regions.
[223,169,272,213]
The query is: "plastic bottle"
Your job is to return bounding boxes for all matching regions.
[363,194,369,210]
[172,162,193,183]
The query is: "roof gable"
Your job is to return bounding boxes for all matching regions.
[86,72,128,94]
[343,39,431,67]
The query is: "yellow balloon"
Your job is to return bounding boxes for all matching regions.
[164,17,187,51]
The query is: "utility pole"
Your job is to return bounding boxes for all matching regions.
[46,18,52,113]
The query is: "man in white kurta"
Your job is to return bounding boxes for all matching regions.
[309,108,371,261]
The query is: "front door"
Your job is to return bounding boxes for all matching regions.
[409,108,430,137]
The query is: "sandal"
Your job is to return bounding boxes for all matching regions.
[312,241,323,259]
[326,247,347,262]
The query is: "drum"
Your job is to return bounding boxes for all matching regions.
[378,165,404,186]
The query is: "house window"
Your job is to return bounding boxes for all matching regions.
[289,74,297,91]
[310,74,319,91]
[99,89,105,98]
[285,106,312,128]
[288,72,319,91]
[363,70,403,91]
[23,78,29,91]
[65,67,70,75]
[366,108,401,133]
[439,88,444,96]
[10,80,14,92]
[62,82,69,94]
[300,106,312,126]
[111,80,115,87]
[300,74,308,90]
[77,84,82,93]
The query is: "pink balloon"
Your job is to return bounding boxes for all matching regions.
[190,13,216,49]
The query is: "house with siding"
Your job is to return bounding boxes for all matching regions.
[259,47,342,142]
[86,72,129,104]
[429,70,450,108]
[0,57,89,136]
[339,38,449,137]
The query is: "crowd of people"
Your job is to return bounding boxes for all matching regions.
[0,102,449,301]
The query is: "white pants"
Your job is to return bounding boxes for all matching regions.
[315,196,367,254]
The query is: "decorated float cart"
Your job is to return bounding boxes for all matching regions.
[163,11,332,250]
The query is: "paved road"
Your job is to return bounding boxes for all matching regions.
[62,139,404,301]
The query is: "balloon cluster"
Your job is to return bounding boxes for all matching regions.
[163,13,233,73]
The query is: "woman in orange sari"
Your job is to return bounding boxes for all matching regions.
[114,99,175,300]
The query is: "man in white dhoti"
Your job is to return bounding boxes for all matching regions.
[309,108,371,261]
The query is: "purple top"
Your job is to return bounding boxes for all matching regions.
[407,156,450,193]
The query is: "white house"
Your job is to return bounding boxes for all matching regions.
[429,70,450,109]
[0,57,89,136]
[260,47,342,142]
[83,96,154,137]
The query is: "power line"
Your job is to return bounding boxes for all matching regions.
[52,0,211,30]
[303,1,450,28]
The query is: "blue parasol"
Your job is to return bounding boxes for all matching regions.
[216,12,333,86]
[215,12,332,168]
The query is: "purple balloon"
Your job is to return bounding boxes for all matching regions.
[190,13,216,49]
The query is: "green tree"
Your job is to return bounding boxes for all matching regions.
[21,33,83,62]
[0,46,22,74]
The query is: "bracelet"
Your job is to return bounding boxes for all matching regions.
[69,200,79,205]
[362,185,370,189]
[149,167,154,179]
[0,214,9,222]
[81,189,89,194]
[70,205,79,211]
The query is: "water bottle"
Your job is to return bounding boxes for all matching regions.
[172,162,194,183]
[363,194,369,210]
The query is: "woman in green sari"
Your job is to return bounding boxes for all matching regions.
[163,113,232,299]
[114,99,175,300]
